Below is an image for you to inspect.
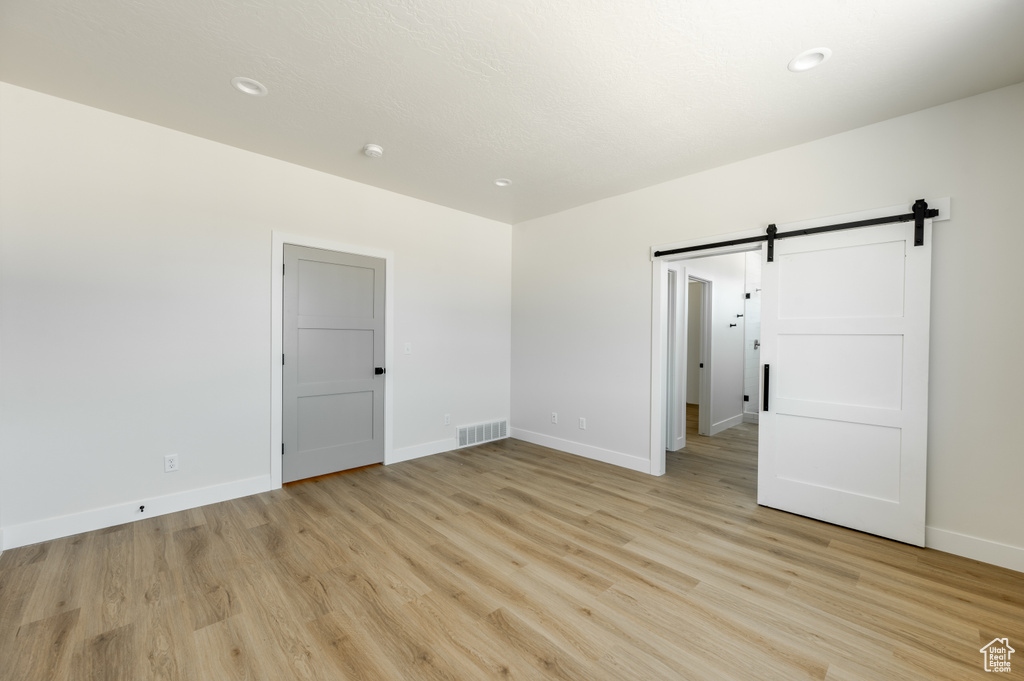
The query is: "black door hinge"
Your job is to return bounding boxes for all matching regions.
[283,263,286,275]
[282,353,285,365]
[281,443,284,456]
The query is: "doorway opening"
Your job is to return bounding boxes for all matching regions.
[663,251,761,482]
[652,243,762,480]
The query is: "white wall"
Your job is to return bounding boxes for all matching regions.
[685,281,702,403]
[684,254,746,434]
[512,83,1024,569]
[0,83,512,548]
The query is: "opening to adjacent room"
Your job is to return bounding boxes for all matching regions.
[661,250,761,499]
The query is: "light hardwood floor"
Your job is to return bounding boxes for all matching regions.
[1,409,1021,680]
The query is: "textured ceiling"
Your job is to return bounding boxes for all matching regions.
[2,0,1024,223]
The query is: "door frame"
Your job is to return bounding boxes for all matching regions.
[270,231,395,489]
[664,270,713,454]
[664,267,685,452]
[648,199,949,477]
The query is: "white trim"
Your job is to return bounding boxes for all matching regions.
[649,261,669,475]
[926,526,1024,574]
[650,260,669,473]
[0,528,5,554]
[390,438,456,464]
[1,475,271,551]
[511,428,650,474]
[742,412,759,424]
[665,268,686,452]
[271,232,396,488]
[710,413,744,436]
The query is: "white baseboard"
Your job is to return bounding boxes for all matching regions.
[710,414,745,436]
[0,528,5,555]
[510,428,651,474]
[925,526,1024,574]
[1,475,272,551]
[388,438,456,464]
[742,412,759,424]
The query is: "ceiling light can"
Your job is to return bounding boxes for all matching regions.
[363,144,384,158]
[231,76,268,96]
[494,178,512,187]
[788,47,832,73]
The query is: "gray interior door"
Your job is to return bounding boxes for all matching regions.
[283,245,385,483]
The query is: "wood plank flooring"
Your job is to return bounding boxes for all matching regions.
[2,409,1021,680]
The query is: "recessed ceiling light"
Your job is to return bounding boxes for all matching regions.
[787,48,832,73]
[494,178,512,187]
[231,76,268,96]
[363,144,384,158]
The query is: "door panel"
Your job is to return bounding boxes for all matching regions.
[776,334,903,409]
[774,415,902,502]
[297,392,375,450]
[297,329,375,383]
[284,245,385,482]
[778,239,906,319]
[758,220,931,545]
[297,259,376,317]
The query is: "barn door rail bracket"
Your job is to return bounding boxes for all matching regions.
[653,199,939,261]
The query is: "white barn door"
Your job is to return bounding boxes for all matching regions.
[758,218,932,545]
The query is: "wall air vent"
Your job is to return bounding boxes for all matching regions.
[457,419,508,448]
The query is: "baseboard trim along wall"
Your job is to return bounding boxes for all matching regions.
[510,428,650,474]
[710,414,745,436]
[4,456,1020,576]
[1,475,272,551]
[388,438,457,465]
[926,526,1024,574]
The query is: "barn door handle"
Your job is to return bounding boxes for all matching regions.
[374,367,386,375]
[762,364,770,412]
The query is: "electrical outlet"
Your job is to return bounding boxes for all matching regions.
[551,412,558,424]
[579,417,587,430]
[164,454,179,473]
[444,413,451,426]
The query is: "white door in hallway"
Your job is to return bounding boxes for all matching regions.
[758,218,932,545]
[283,245,385,483]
